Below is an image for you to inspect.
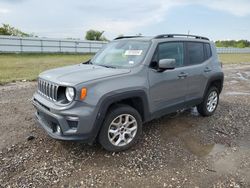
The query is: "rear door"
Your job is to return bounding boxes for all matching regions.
[184,42,212,101]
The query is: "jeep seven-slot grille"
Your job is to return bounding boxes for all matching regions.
[38,79,58,101]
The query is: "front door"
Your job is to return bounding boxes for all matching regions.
[148,42,188,113]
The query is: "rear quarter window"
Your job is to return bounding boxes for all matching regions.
[204,43,212,59]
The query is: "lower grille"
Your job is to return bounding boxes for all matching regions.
[38,79,58,101]
[37,111,58,132]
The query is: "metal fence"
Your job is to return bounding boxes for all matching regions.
[216,47,250,54]
[0,35,107,53]
[0,35,250,54]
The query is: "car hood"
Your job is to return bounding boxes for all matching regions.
[39,64,131,85]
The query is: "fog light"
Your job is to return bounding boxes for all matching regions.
[56,125,61,133]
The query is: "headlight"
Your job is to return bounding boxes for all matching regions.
[65,87,75,102]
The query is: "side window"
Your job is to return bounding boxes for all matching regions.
[151,42,184,69]
[204,43,212,59]
[186,42,204,65]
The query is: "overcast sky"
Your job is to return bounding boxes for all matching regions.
[0,0,250,40]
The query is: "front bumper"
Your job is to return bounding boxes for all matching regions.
[32,92,97,143]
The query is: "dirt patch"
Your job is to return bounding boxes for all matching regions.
[1,64,250,187]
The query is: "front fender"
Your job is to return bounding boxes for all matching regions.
[89,89,150,142]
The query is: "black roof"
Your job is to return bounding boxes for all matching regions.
[114,34,209,41]
[154,34,209,40]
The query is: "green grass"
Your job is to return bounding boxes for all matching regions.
[0,53,250,84]
[218,53,250,64]
[0,53,93,84]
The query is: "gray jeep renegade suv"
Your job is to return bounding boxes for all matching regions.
[33,34,224,151]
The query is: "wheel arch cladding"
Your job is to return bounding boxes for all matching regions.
[92,90,150,140]
[205,72,224,95]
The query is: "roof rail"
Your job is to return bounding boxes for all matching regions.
[154,34,209,41]
[114,36,142,40]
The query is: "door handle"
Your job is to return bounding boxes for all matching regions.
[204,67,212,72]
[178,72,188,78]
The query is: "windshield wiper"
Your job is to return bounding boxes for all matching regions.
[98,64,116,69]
[82,60,92,64]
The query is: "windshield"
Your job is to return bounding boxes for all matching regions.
[91,40,150,68]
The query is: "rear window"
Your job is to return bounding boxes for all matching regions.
[186,42,204,65]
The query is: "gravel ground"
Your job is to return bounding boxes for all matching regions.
[1,63,250,188]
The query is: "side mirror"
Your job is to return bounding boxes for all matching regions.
[158,59,176,72]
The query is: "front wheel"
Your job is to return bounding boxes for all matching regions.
[98,104,142,152]
[197,87,219,116]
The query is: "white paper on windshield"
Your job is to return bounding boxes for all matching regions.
[124,50,143,56]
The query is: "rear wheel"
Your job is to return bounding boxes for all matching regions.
[197,86,219,116]
[98,104,142,152]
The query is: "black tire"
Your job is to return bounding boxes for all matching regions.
[197,86,219,117]
[98,104,142,152]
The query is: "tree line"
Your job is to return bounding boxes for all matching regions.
[0,23,108,41]
[1,24,250,47]
[0,24,34,37]
[215,40,250,48]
